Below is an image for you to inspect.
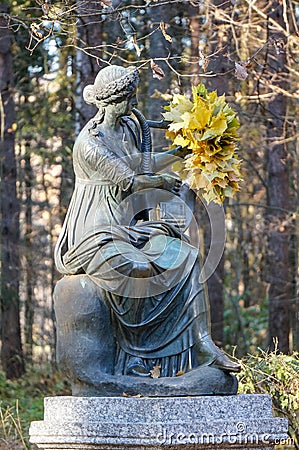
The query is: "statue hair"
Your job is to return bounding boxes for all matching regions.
[83,65,139,109]
[83,65,139,132]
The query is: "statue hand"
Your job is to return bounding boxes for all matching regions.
[133,174,181,194]
[161,174,182,195]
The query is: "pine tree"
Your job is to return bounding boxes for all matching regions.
[0,2,25,379]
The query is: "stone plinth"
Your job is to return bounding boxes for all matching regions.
[29,394,288,450]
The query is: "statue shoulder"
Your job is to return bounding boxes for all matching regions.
[73,129,106,166]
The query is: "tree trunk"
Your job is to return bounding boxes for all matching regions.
[147,3,171,151]
[265,3,290,353]
[0,2,25,379]
[76,1,103,131]
[189,3,201,86]
[24,143,33,362]
[207,0,232,94]
[202,0,234,344]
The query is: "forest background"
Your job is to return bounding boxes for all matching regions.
[0,0,298,448]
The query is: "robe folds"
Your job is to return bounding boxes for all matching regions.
[55,116,214,377]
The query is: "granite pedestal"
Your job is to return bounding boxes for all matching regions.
[29,394,288,449]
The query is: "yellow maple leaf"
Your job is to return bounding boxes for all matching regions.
[202,186,220,204]
[205,162,217,172]
[168,121,185,133]
[172,160,187,178]
[206,114,228,137]
[216,178,229,189]
[192,100,211,129]
[190,173,209,190]
[173,134,190,148]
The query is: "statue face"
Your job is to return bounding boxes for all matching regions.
[111,91,137,118]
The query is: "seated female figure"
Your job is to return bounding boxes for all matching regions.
[54,65,240,395]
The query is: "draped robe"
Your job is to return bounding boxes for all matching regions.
[55,116,215,377]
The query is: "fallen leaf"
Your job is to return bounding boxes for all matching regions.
[30,23,44,39]
[160,21,172,43]
[151,89,163,99]
[199,50,209,72]
[150,60,165,80]
[150,89,172,101]
[270,36,285,55]
[235,91,242,102]
[101,0,112,7]
[150,364,161,378]
[42,3,50,15]
[7,123,17,134]
[122,392,142,398]
[234,62,248,81]
[129,36,142,57]
[36,0,50,16]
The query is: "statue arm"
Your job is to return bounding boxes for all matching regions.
[152,150,180,172]
[132,173,181,195]
[82,137,181,194]
[83,139,135,191]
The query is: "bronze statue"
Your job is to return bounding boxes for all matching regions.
[54,65,240,396]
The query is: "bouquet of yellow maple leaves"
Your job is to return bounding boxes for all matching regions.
[163,83,242,205]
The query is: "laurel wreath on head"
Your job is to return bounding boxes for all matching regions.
[163,83,242,205]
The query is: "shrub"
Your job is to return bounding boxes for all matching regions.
[238,349,299,449]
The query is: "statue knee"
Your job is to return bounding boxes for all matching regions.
[130,261,151,278]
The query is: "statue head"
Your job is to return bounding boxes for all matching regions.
[83,65,139,108]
